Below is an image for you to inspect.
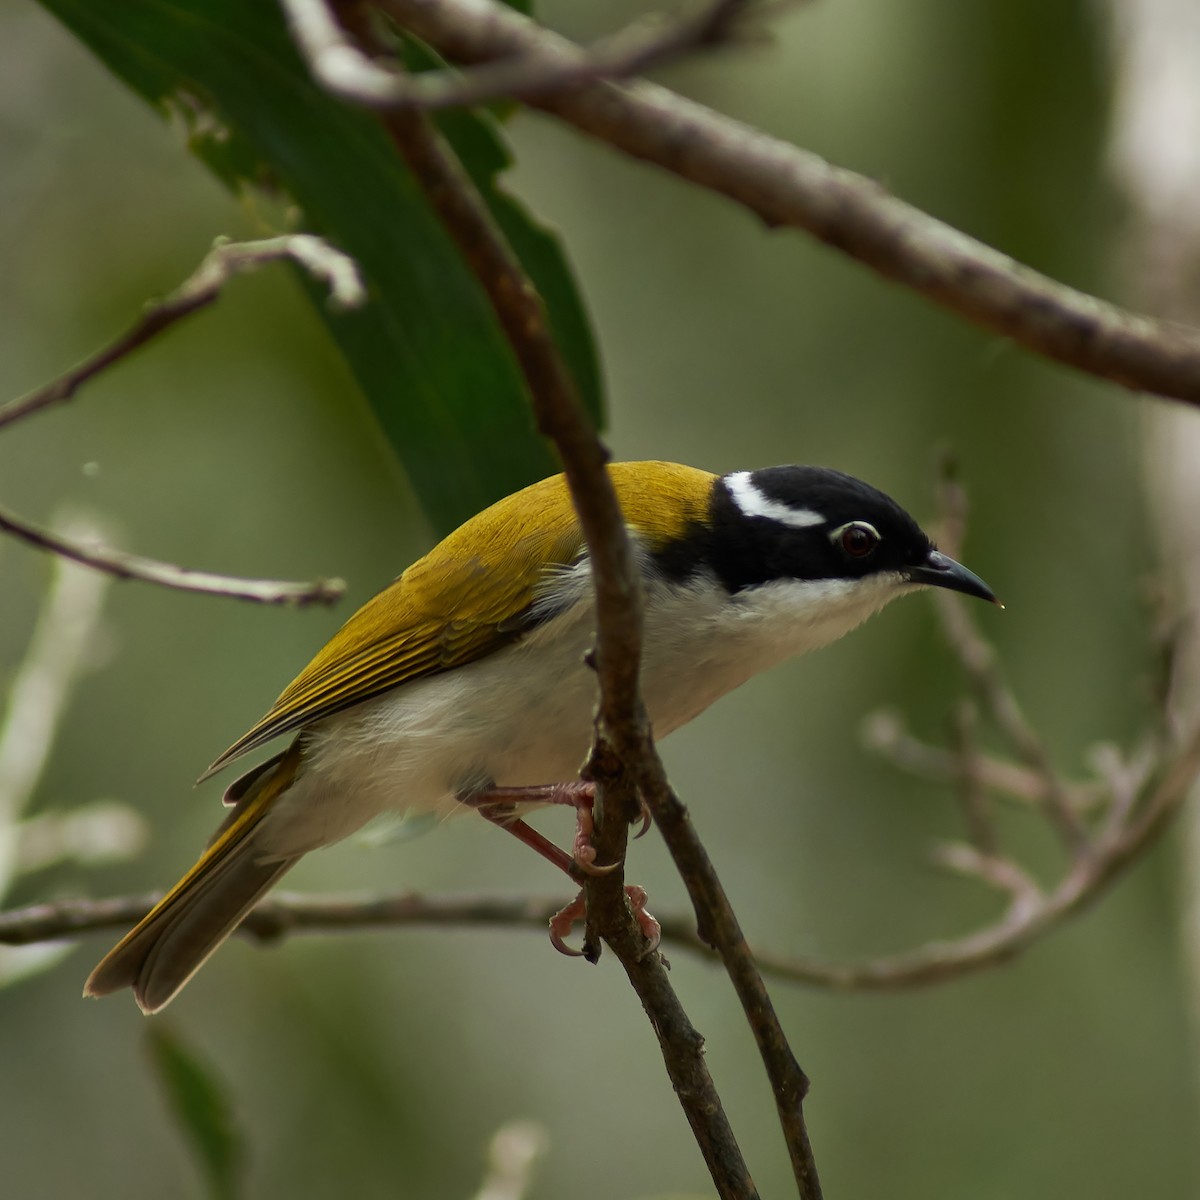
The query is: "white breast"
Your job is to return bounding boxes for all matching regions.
[256,563,908,858]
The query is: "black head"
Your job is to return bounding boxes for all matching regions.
[657,465,996,603]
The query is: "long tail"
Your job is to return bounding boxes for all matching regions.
[84,744,303,1014]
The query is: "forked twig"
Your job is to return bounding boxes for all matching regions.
[0,235,364,432]
[329,6,777,1194]
[0,235,359,605]
[283,0,753,111]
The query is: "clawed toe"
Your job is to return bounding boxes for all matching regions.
[633,800,653,840]
[623,884,661,953]
[547,885,659,956]
[570,804,622,875]
[549,892,588,956]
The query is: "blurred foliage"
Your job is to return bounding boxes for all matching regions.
[39,0,601,534]
[0,1,1194,1199]
[147,1024,246,1200]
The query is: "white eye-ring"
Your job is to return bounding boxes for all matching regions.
[831,521,881,558]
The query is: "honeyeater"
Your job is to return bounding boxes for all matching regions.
[85,461,997,1012]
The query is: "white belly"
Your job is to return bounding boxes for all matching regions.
[257,568,903,857]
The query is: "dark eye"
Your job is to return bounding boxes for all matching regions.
[838,522,879,558]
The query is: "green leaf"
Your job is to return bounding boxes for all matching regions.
[146,1024,245,1200]
[37,0,604,534]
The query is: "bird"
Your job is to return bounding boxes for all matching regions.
[84,460,997,1012]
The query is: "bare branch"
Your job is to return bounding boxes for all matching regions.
[948,702,999,855]
[861,709,1105,812]
[0,504,345,607]
[381,0,1200,405]
[0,234,364,432]
[933,593,1090,851]
[625,764,823,1196]
[843,469,1200,989]
[16,697,1195,988]
[11,697,1199,982]
[930,471,1090,851]
[282,0,753,111]
[330,9,773,1195]
[0,891,558,946]
[0,236,357,604]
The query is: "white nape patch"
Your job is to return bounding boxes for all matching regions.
[725,471,824,529]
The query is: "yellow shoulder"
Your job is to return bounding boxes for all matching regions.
[204,461,717,775]
[607,461,716,548]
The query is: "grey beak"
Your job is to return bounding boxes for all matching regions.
[906,548,999,605]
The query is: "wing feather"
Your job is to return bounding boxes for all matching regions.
[202,462,716,779]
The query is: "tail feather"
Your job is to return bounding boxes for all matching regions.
[85,744,303,1013]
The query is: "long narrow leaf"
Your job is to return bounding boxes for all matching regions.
[39,0,603,533]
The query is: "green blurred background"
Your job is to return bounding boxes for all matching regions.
[0,1,1192,1197]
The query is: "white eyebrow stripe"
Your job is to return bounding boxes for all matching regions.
[725,471,825,529]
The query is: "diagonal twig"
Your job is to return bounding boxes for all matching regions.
[330,8,774,1195]
[932,467,1090,852]
[0,234,364,433]
[0,235,358,605]
[861,709,1106,813]
[0,505,345,607]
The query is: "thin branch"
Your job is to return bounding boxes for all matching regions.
[0,504,345,606]
[0,237,357,604]
[341,15,823,1187]
[627,763,823,1196]
[14,697,1189,982]
[381,0,1200,405]
[948,701,999,855]
[332,9,771,1195]
[861,709,1105,812]
[10,701,1197,978]
[931,469,1090,851]
[0,234,364,432]
[282,0,752,111]
[0,891,558,945]
[933,592,1090,851]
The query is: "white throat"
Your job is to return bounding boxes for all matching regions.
[637,569,909,738]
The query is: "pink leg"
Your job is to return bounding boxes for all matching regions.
[466,781,652,871]
[477,807,575,876]
[467,782,618,875]
[470,785,659,957]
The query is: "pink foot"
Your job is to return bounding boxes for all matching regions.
[548,886,660,956]
[624,885,661,951]
[549,892,587,956]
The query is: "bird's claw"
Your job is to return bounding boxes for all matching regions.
[549,893,588,956]
[548,885,660,957]
[571,803,622,875]
[633,800,653,840]
[624,885,661,953]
